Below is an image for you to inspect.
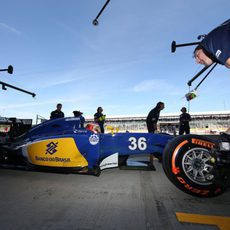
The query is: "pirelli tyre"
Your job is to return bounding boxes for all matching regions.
[162,134,223,197]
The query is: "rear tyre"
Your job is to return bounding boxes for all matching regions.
[162,134,223,197]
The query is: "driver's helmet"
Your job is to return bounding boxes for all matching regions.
[85,123,101,133]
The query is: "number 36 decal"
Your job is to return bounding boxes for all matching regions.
[128,137,147,150]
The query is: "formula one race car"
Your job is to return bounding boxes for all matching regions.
[0,117,172,176]
[1,117,229,198]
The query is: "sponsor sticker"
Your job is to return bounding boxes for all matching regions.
[191,139,215,148]
[215,49,222,58]
[65,117,80,121]
[35,156,71,162]
[46,142,58,155]
[89,134,99,145]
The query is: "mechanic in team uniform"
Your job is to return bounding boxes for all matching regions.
[146,102,165,133]
[146,101,165,168]
[179,107,191,135]
[194,19,230,68]
[73,110,85,128]
[94,107,106,133]
[50,103,65,119]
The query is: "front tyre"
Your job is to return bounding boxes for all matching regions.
[162,134,223,197]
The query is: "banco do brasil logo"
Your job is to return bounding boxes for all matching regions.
[46,142,58,155]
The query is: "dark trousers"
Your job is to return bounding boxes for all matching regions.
[146,122,156,133]
[146,122,156,166]
[179,125,190,135]
[99,124,104,133]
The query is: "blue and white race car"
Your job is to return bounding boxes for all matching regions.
[0,117,171,174]
[0,117,229,197]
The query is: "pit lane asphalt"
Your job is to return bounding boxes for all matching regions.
[0,161,229,230]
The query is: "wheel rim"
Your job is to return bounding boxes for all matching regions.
[182,147,214,185]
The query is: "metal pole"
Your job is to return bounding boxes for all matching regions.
[93,0,111,26]
[0,81,36,97]
[187,65,211,86]
[194,63,218,90]
[0,65,13,74]
[171,41,200,53]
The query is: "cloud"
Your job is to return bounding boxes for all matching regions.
[0,22,21,35]
[130,79,184,96]
[131,79,170,92]
[38,77,81,88]
[0,96,90,110]
[55,21,99,51]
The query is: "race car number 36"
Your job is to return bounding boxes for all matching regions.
[128,137,147,151]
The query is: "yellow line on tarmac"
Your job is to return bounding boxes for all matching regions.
[176,212,230,230]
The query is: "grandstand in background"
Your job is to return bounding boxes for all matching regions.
[86,111,230,134]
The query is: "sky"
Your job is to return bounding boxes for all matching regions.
[0,0,230,123]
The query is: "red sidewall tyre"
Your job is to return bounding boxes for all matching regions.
[162,134,223,197]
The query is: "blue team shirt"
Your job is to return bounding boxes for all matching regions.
[201,19,230,65]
